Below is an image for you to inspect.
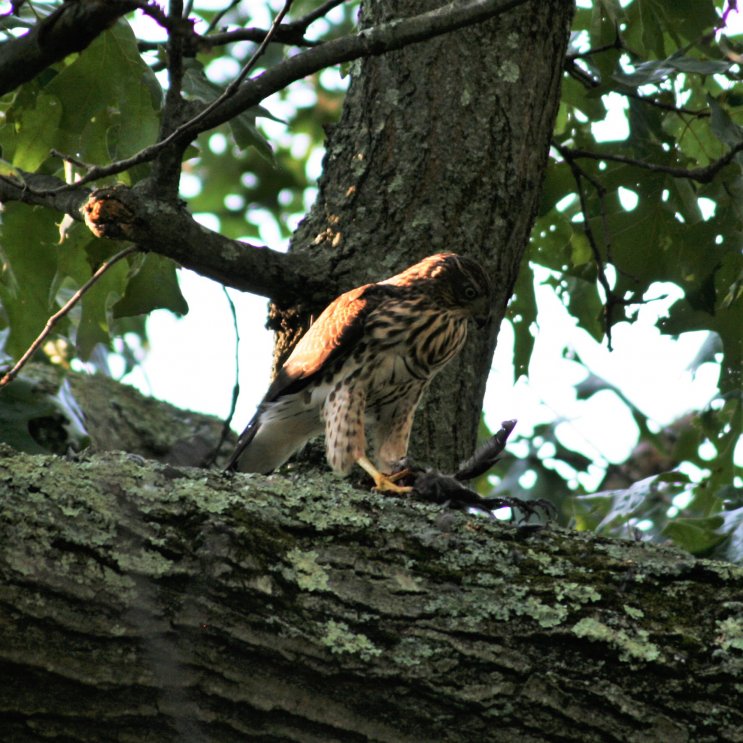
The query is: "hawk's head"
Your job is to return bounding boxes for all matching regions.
[385,252,493,327]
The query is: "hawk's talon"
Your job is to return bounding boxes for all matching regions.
[387,467,412,483]
[373,478,413,495]
[357,456,413,494]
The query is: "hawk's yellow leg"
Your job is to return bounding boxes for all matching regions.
[357,456,413,494]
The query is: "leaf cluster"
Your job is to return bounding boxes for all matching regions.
[488,0,743,561]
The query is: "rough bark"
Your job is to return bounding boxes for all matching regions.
[1,445,741,742]
[280,0,574,470]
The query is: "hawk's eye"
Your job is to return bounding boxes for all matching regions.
[463,285,479,300]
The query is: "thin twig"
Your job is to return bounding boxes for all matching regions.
[128,0,179,32]
[285,0,346,33]
[204,0,241,34]
[138,27,318,53]
[564,58,711,118]
[50,149,91,170]
[553,141,633,350]
[566,41,622,61]
[0,245,138,389]
[141,0,343,52]
[157,0,186,179]
[200,0,294,114]
[558,141,743,184]
[209,287,241,466]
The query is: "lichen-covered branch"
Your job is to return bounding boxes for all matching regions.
[1,445,741,742]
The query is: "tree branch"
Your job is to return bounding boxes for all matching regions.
[139,0,345,52]
[0,0,138,96]
[1,446,741,741]
[564,58,711,119]
[197,0,533,135]
[0,171,90,215]
[558,141,743,183]
[0,173,320,302]
[553,142,622,349]
[23,0,533,194]
[151,0,190,197]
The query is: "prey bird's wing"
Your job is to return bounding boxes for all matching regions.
[224,283,395,471]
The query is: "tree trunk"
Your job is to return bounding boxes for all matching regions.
[274,0,574,471]
[2,446,741,742]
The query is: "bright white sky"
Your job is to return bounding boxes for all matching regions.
[115,1,741,490]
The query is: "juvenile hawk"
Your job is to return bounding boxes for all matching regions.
[225,252,492,492]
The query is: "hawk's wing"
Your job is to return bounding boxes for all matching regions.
[265,283,379,401]
[224,282,396,471]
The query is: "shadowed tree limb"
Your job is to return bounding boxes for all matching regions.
[0,174,321,302]
[0,0,139,95]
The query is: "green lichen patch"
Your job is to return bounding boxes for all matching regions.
[716,616,743,652]
[572,617,662,664]
[321,619,382,661]
[623,604,645,620]
[522,597,570,628]
[284,548,330,592]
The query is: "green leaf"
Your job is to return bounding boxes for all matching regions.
[182,58,278,157]
[42,21,161,168]
[538,161,575,216]
[566,276,604,341]
[663,0,719,42]
[76,257,130,359]
[662,516,726,555]
[570,230,592,268]
[560,77,607,122]
[668,57,731,76]
[509,261,537,379]
[614,60,677,87]
[660,250,743,398]
[113,254,189,318]
[672,178,703,225]
[639,0,665,58]
[614,55,731,88]
[709,95,743,149]
[0,204,59,358]
[577,472,689,532]
[11,93,62,171]
[229,112,275,159]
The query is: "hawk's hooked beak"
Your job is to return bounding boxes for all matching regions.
[471,295,491,328]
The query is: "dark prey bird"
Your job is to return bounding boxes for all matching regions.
[225,252,492,493]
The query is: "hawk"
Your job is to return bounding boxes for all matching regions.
[225,252,492,492]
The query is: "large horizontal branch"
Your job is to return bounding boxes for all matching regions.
[0,0,138,96]
[82,184,318,301]
[0,172,320,302]
[1,444,741,741]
